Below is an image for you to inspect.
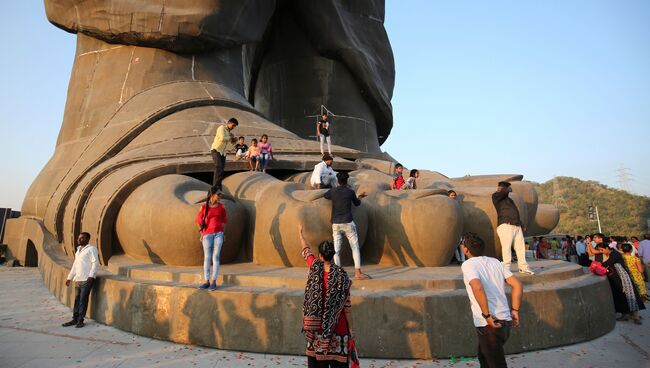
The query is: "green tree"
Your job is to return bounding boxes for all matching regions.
[533,177,650,237]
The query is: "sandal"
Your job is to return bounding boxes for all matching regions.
[355,273,372,280]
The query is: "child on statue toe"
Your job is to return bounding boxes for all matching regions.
[258,134,274,173]
[390,163,405,190]
[234,136,248,160]
[246,138,261,171]
[402,169,419,189]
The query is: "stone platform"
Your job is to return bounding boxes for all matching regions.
[5,267,650,368]
[19,218,615,360]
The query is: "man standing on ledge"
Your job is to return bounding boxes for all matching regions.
[324,172,371,280]
[317,113,332,156]
[492,181,534,275]
[211,118,238,190]
[461,232,523,368]
[62,232,99,328]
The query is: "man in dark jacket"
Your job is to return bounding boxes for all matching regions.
[324,172,371,279]
[492,181,534,275]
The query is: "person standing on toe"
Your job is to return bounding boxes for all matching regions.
[324,172,370,280]
[492,181,534,275]
[63,232,99,328]
[448,190,465,264]
[211,117,238,190]
[461,232,523,368]
[196,186,227,291]
[317,113,332,156]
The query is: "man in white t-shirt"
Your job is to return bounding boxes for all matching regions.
[461,232,523,368]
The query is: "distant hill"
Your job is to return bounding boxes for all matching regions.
[532,176,650,237]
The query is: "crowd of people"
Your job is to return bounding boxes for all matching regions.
[529,234,646,264]
[529,233,650,325]
[59,118,648,367]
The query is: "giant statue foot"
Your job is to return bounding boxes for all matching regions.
[13,1,559,268]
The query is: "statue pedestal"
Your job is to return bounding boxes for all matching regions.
[13,216,614,359]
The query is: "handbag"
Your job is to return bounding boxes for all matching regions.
[589,261,608,276]
[349,338,360,368]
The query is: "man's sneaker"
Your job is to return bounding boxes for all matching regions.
[518,267,535,275]
[208,283,218,291]
[62,320,77,327]
[75,321,85,328]
[198,282,210,289]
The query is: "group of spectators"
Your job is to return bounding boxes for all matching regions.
[589,233,649,324]
[529,235,577,261]
[530,234,648,266]
[530,233,650,325]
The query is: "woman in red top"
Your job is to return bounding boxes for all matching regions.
[195,186,227,291]
[299,225,353,367]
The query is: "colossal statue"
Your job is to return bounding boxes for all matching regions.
[9,0,559,268]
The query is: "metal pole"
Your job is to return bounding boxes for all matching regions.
[595,206,602,233]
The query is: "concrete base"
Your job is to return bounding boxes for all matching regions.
[6,217,615,359]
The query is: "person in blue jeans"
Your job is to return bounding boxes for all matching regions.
[63,232,99,328]
[195,186,228,291]
[258,134,274,173]
[324,172,370,280]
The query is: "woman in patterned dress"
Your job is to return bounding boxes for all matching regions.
[299,225,353,368]
[621,243,647,301]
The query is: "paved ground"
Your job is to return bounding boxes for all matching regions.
[1,267,649,368]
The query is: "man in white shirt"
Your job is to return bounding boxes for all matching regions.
[461,232,523,368]
[575,236,589,266]
[310,154,336,189]
[62,232,99,328]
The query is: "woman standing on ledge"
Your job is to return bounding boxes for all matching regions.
[299,225,353,368]
[196,187,227,291]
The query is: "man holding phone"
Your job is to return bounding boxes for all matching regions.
[492,181,534,275]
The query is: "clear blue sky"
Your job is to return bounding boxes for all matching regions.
[0,1,649,211]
